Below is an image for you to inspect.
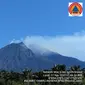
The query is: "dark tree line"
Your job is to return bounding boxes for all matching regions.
[0,65,84,85]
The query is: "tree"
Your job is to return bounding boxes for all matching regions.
[52,64,66,71]
[70,65,80,71]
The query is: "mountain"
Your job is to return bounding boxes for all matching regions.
[0,42,53,71]
[28,44,85,68]
[0,42,85,72]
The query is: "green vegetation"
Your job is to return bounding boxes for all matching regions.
[0,65,84,85]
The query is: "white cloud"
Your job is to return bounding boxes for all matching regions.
[10,31,85,61]
[10,39,23,44]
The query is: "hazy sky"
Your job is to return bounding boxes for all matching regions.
[0,0,85,61]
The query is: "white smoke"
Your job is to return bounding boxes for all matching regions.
[10,30,85,61]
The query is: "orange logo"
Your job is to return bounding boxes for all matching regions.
[68,2,83,16]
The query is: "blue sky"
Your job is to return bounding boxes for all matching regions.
[0,0,84,46]
[0,0,85,61]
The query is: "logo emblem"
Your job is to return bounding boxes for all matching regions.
[68,2,83,17]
